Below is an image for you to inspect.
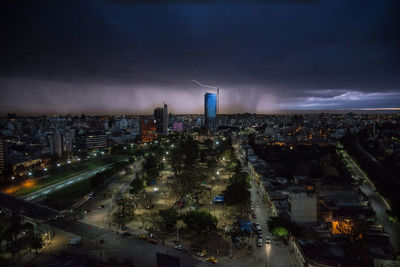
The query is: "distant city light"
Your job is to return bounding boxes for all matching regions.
[166,151,169,155]
[57,163,61,167]
[67,160,71,164]
[216,141,219,145]
[77,158,81,161]
[28,172,32,176]
[11,176,15,180]
[154,187,159,192]
[101,151,105,155]
[216,171,220,175]
[44,168,47,171]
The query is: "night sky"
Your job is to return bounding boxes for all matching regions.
[1,0,399,114]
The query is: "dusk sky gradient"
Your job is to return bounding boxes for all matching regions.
[1,0,399,114]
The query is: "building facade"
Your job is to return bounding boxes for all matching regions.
[154,103,168,135]
[288,189,317,224]
[0,136,5,173]
[140,119,157,143]
[204,92,217,131]
[75,132,108,151]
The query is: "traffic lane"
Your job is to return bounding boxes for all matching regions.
[248,181,297,267]
[0,192,58,220]
[52,219,205,267]
[343,152,400,253]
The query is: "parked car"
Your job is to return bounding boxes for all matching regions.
[206,257,218,264]
[148,238,158,244]
[257,238,263,247]
[68,237,82,246]
[174,245,187,252]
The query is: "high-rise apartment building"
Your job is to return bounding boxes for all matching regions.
[0,136,6,173]
[140,119,157,143]
[75,132,108,151]
[204,92,217,131]
[154,103,168,135]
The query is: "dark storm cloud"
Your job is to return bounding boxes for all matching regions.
[0,0,399,114]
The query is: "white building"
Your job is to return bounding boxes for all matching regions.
[288,188,317,224]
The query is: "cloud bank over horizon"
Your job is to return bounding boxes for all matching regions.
[0,0,399,114]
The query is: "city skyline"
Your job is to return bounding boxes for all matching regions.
[1,0,400,114]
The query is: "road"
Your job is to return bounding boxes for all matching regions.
[78,161,142,228]
[341,149,400,253]
[23,165,111,201]
[231,144,297,267]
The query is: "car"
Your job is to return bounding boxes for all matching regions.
[257,238,263,247]
[122,232,132,237]
[265,237,271,244]
[206,257,218,264]
[138,235,147,240]
[174,245,187,252]
[148,238,158,244]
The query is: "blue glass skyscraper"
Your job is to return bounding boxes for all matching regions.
[204,92,217,131]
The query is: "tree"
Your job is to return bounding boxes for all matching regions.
[224,172,251,205]
[147,212,164,237]
[158,208,178,230]
[30,235,44,253]
[267,217,300,237]
[182,210,218,242]
[143,155,160,183]
[170,137,199,177]
[169,168,206,205]
[130,178,145,195]
[137,213,153,229]
[114,197,136,228]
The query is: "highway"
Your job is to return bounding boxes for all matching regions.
[341,149,400,253]
[23,165,111,202]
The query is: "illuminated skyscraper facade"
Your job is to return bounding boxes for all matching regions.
[204,92,217,131]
